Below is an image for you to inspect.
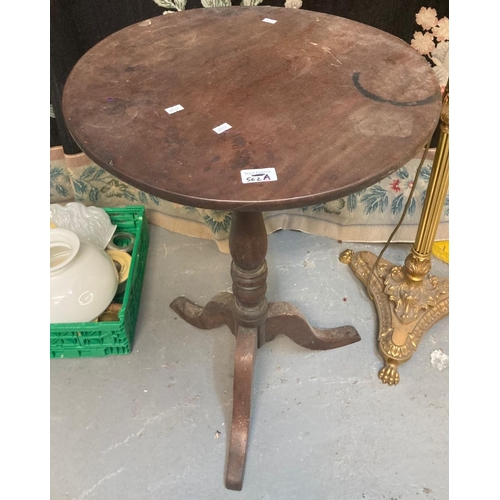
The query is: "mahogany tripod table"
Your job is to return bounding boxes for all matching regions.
[62,6,442,490]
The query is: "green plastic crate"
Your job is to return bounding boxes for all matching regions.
[50,206,149,358]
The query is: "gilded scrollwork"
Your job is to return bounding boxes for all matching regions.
[341,250,449,385]
[404,252,433,278]
[383,263,445,324]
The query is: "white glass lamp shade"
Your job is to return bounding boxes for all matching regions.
[50,228,119,323]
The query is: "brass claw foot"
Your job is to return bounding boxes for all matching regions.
[378,360,401,386]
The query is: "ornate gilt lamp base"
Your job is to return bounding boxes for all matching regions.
[339,249,449,385]
[340,81,449,386]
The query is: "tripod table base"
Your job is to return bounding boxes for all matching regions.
[170,292,360,490]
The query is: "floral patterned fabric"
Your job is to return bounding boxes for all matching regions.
[50,148,75,204]
[50,146,448,253]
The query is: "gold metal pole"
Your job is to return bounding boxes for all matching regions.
[340,84,449,385]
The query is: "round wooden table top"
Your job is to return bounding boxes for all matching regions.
[62,6,441,212]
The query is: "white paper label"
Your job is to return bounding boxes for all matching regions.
[165,104,184,114]
[241,168,278,184]
[262,18,277,24]
[213,123,232,134]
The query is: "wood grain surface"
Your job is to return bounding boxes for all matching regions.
[62,6,441,211]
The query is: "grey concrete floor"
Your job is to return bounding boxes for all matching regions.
[50,225,449,500]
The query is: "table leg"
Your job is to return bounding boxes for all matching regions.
[224,212,268,490]
[170,211,360,490]
[225,325,258,490]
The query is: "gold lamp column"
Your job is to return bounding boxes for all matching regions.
[340,83,449,386]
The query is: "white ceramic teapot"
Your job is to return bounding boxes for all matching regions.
[50,228,119,323]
